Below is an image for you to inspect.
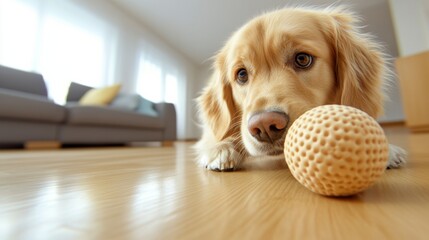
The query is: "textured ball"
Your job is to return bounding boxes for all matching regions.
[284,105,389,196]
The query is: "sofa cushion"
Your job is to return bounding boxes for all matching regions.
[66,105,164,129]
[66,82,92,102]
[137,96,158,117]
[79,83,121,106]
[110,93,140,110]
[110,94,158,116]
[0,65,48,97]
[0,88,66,123]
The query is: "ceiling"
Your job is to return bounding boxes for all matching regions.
[109,0,386,65]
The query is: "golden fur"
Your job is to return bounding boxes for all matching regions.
[195,7,390,171]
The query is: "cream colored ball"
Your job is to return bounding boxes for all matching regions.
[284,105,389,196]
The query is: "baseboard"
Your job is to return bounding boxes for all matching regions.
[409,125,429,133]
[379,121,405,127]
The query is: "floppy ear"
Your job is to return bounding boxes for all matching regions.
[197,54,238,141]
[328,11,385,118]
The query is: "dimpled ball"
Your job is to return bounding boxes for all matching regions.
[284,105,389,196]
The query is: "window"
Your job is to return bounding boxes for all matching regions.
[0,0,110,104]
[0,0,39,70]
[39,17,106,104]
[165,74,178,104]
[136,56,179,104]
[137,60,163,102]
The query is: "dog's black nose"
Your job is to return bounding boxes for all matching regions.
[248,111,289,143]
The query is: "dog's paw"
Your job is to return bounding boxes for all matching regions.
[387,144,407,169]
[202,142,241,172]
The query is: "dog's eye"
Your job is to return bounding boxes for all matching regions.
[294,53,313,69]
[236,68,248,84]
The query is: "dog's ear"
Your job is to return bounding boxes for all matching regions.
[328,10,385,118]
[197,53,238,141]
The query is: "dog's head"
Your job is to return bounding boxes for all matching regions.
[198,7,386,157]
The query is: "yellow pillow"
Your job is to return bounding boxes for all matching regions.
[79,83,121,106]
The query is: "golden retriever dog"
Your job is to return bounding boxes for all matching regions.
[196,7,406,171]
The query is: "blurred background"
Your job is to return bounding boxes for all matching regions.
[0,0,428,140]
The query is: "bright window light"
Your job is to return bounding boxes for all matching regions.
[0,0,38,70]
[165,74,178,104]
[39,17,105,104]
[137,60,163,102]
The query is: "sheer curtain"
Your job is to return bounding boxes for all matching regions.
[136,57,179,104]
[0,0,113,104]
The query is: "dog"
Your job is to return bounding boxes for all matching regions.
[195,7,406,171]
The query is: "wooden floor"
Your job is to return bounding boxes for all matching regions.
[0,126,428,240]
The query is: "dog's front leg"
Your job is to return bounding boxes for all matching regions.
[196,137,246,171]
[387,144,407,168]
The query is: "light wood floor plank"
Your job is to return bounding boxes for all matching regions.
[0,126,428,239]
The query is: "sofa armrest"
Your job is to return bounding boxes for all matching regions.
[154,102,177,140]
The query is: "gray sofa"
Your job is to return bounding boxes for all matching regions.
[0,65,177,146]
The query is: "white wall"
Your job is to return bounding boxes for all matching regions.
[389,0,429,56]
[358,0,405,122]
[192,61,213,138]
